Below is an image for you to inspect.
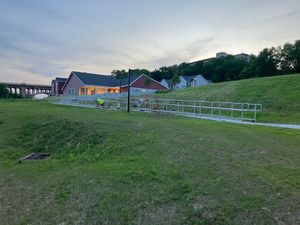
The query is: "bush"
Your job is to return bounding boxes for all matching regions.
[0,83,9,99]
[155,89,172,94]
[0,83,22,99]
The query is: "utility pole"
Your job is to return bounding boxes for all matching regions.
[127,69,131,113]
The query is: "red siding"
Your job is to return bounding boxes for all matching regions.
[131,76,167,90]
[63,74,83,95]
[57,82,65,95]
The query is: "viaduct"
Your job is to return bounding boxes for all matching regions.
[4,83,52,98]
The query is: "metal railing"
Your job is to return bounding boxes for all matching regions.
[56,96,262,122]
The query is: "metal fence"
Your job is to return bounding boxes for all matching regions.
[57,96,262,122]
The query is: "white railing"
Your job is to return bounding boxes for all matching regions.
[56,96,262,122]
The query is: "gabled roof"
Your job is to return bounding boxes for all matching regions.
[161,79,173,86]
[73,71,118,87]
[62,71,164,90]
[181,75,197,82]
[55,77,67,82]
[235,53,250,57]
[118,74,141,86]
[181,74,209,83]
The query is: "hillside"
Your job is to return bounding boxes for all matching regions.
[158,74,300,124]
[0,101,300,224]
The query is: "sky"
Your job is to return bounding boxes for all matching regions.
[0,0,300,84]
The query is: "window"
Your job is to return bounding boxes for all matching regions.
[90,88,95,95]
[80,88,85,95]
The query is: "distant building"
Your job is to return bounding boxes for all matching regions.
[176,75,211,89]
[216,52,250,61]
[62,71,167,96]
[189,75,211,88]
[216,52,229,58]
[160,79,174,89]
[161,75,211,90]
[51,77,67,96]
[234,53,251,61]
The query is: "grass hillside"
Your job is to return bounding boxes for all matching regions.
[0,100,300,224]
[158,74,300,124]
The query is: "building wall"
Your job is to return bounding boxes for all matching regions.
[51,80,66,96]
[63,74,84,95]
[191,75,210,87]
[216,52,229,58]
[57,82,65,95]
[82,86,119,95]
[51,80,56,96]
[175,76,187,89]
[120,76,167,93]
[160,79,169,89]
[160,79,173,89]
[131,75,167,90]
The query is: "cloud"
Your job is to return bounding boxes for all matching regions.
[238,11,300,30]
[0,0,300,84]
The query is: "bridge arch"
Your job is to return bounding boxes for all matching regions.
[4,83,51,98]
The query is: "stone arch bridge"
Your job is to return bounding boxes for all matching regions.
[4,83,52,98]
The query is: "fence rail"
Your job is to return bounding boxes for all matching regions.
[55,96,262,122]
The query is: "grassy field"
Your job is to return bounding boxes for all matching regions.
[0,100,300,225]
[157,74,300,124]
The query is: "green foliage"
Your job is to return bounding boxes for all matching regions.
[155,89,172,94]
[241,48,279,78]
[280,40,300,73]
[111,69,128,79]
[159,74,300,124]
[112,69,151,80]
[17,118,105,153]
[112,40,300,84]
[0,101,299,224]
[0,83,22,99]
[171,74,180,85]
[0,83,9,98]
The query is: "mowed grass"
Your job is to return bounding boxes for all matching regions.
[0,100,299,225]
[158,74,300,124]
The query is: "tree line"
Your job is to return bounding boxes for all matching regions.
[0,84,22,99]
[111,40,300,83]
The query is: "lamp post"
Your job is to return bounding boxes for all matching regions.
[127,69,131,113]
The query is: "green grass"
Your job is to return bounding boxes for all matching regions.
[157,74,300,124]
[0,100,300,225]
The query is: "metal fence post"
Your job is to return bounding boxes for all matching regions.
[231,103,233,119]
[199,101,202,115]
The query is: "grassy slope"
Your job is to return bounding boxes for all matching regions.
[0,100,300,225]
[158,74,300,124]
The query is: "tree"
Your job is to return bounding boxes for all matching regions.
[0,84,22,99]
[111,70,128,79]
[283,40,300,73]
[256,47,279,76]
[0,83,9,99]
[293,40,300,72]
[279,43,295,74]
[171,74,180,88]
[111,39,300,84]
[240,48,279,78]
[239,55,260,79]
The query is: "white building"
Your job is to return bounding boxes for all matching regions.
[160,79,173,89]
[175,75,211,89]
[161,75,211,90]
